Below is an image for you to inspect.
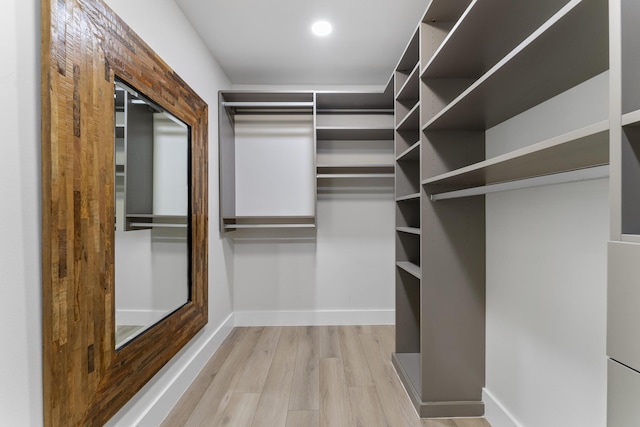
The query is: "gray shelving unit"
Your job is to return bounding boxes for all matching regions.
[218,91,316,232]
[609,0,640,424]
[315,86,395,187]
[393,0,609,418]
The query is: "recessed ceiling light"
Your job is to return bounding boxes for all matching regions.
[311,20,332,37]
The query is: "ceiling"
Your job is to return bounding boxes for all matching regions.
[174,0,428,86]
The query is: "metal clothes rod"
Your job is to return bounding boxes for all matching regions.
[316,108,394,114]
[430,165,609,201]
[317,173,395,179]
[224,224,316,229]
[222,102,314,108]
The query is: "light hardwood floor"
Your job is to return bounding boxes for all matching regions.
[161,326,491,427]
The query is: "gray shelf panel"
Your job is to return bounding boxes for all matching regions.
[317,164,394,174]
[423,0,608,131]
[397,227,421,236]
[396,63,420,104]
[220,91,314,103]
[396,192,420,202]
[316,86,393,110]
[396,141,420,162]
[423,121,609,194]
[396,28,420,73]
[396,103,420,132]
[392,353,422,411]
[396,262,421,279]
[316,127,394,140]
[422,0,472,23]
[223,216,316,230]
[422,0,569,79]
[622,110,640,127]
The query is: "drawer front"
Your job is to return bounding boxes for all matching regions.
[608,242,640,370]
[609,359,640,427]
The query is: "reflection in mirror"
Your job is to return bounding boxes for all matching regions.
[114,79,190,348]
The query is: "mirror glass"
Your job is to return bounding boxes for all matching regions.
[114,79,191,348]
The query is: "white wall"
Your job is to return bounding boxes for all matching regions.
[0,0,43,424]
[103,0,234,425]
[233,191,395,325]
[484,72,609,427]
[0,0,232,425]
[230,91,396,326]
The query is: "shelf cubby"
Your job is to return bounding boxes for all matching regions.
[396,63,420,108]
[423,121,609,196]
[396,261,421,279]
[422,0,608,131]
[316,126,393,141]
[420,0,471,71]
[396,141,420,162]
[422,0,571,79]
[316,164,394,179]
[395,29,419,91]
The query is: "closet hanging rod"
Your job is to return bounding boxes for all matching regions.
[430,165,609,201]
[129,223,188,228]
[315,108,394,114]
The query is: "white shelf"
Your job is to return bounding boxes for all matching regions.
[422,0,608,130]
[423,120,609,194]
[396,261,421,279]
[422,0,570,79]
[396,141,420,162]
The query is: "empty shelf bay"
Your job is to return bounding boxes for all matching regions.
[423,120,609,195]
[396,192,420,202]
[422,0,572,79]
[422,0,608,130]
[396,63,420,103]
[223,216,316,230]
[396,261,421,279]
[396,103,420,131]
[317,164,394,178]
[316,126,394,140]
[397,141,420,161]
[622,109,640,127]
[397,227,421,236]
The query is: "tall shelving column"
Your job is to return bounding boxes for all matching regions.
[608,0,640,424]
[393,0,609,418]
[394,27,421,374]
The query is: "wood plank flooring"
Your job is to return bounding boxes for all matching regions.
[161,326,491,427]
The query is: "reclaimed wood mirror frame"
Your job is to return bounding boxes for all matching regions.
[41,0,208,425]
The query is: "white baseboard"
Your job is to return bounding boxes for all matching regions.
[234,309,395,326]
[483,388,524,427]
[106,313,235,427]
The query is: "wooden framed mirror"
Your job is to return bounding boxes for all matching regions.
[41,0,208,425]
